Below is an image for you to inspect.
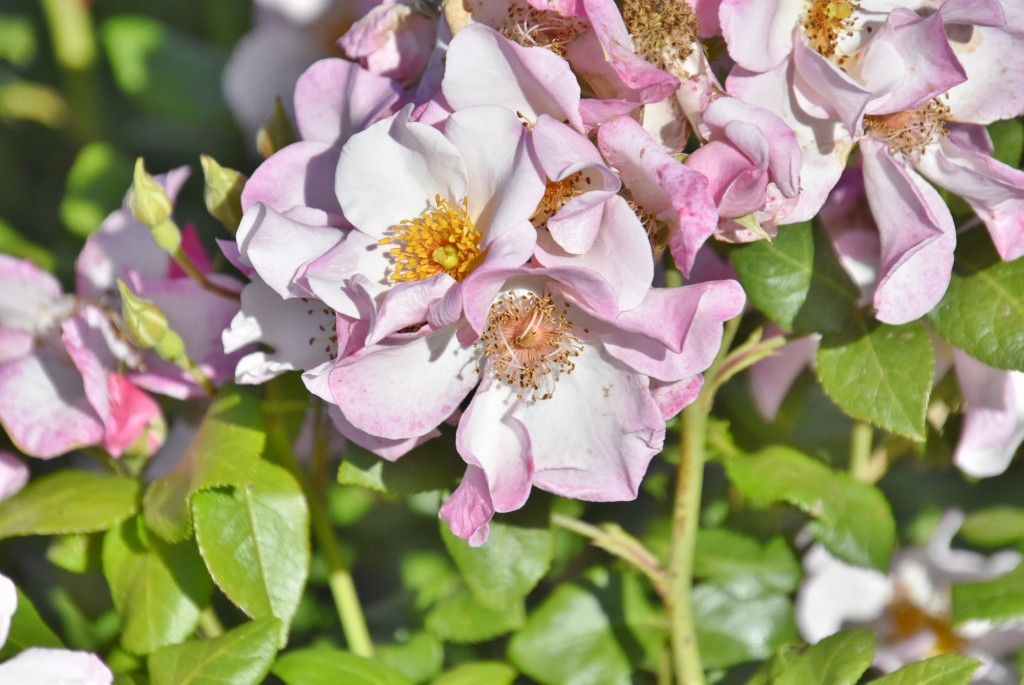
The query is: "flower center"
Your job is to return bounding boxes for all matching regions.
[304,299,339,359]
[500,1,588,56]
[802,0,860,61]
[889,596,967,656]
[864,99,949,158]
[481,292,583,401]
[530,172,588,229]
[380,195,482,282]
[623,0,699,69]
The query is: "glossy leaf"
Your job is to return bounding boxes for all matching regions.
[952,564,1024,624]
[731,221,859,334]
[272,647,413,685]
[817,318,933,440]
[870,654,981,685]
[0,588,62,660]
[147,617,280,685]
[192,461,308,645]
[695,529,801,596]
[959,507,1024,548]
[507,569,664,685]
[0,470,139,540]
[773,629,874,685]
[441,504,552,611]
[725,446,895,570]
[143,387,265,542]
[425,584,525,644]
[694,581,797,670]
[431,662,517,685]
[102,516,212,655]
[930,230,1024,371]
[377,632,444,684]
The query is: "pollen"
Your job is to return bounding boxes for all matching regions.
[500,1,587,56]
[481,292,583,401]
[530,172,587,229]
[380,195,482,282]
[864,98,950,159]
[802,0,860,61]
[623,0,699,69]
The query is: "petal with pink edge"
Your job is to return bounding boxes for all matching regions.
[0,647,113,685]
[513,343,664,500]
[0,343,104,458]
[330,325,480,440]
[444,105,545,241]
[237,204,344,299]
[457,379,533,512]
[953,350,1024,478]
[328,405,441,463]
[439,465,494,546]
[241,142,345,227]
[861,138,955,324]
[104,373,164,458]
[337,107,468,237]
[0,451,28,501]
[443,24,583,131]
[294,58,402,145]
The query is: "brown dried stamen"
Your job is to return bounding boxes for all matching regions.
[481,292,583,401]
[864,99,950,158]
[530,172,591,229]
[802,0,860,62]
[623,0,699,69]
[500,2,588,56]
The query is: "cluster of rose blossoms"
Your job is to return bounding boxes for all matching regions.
[4,0,1024,545]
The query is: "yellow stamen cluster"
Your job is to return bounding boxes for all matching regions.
[623,0,699,69]
[530,172,588,229]
[864,99,950,159]
[802,0,860,61]
[889,596,967,656]
[380,195,482,282]
[481,292,582,401]
[500,1,588,56]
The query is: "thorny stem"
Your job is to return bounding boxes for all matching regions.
[667,315,741,685]
[265,393,374,658]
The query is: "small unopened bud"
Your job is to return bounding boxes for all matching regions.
[117,279,169,349]
[255,98,297,159]
[200,155,247,234]
[127,158,173,227]
[153,329,187,363]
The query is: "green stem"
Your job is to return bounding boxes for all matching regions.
[666,316,741,685]
[266,399,374,658]
[197,606,224,639]
[40,0,101,141]
[849,421,873,481]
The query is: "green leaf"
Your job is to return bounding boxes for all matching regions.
[60,142,133,237]
[731,221,859,334]
[0,217,54,271]
[0,15,36,66]
[377,632,444,684]
[102,516,213,655]
[0,470,139,540]
[147,617,280,685]
[952,564,1024,624]
[425,583,525,644]
[431,662,517,685]
[724,446,895,570]
[144,387,265,541]
[101,16,229,124]
[773,629,874,685]
[695,529,801,596]
[272,647,413,685]
[338,439,463,496]
[47,533,100,573]
[441,504,552,611]
[507,569,665,685]
[990,119,1023,168]
[694,581,796,670]
[192,460,309,645]
[959,507,1024,548]
[930,229,1024,371]
[870,654,981,685]
[816,317,933,440]
[0,587,63,660]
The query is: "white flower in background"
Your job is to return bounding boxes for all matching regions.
[797,510,1024,684]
